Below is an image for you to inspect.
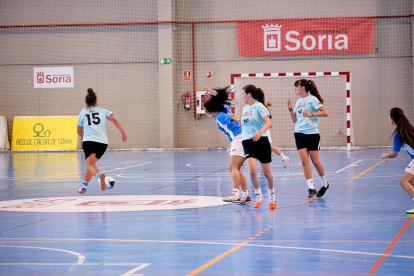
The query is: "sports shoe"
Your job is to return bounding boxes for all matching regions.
[269,196,276,209]
[308,189,317,198]
[77,185,87,194]
[238,195,252,205]
[317,183,329,197]
[254,194,264,208]
[406,208,414,214]
[283,156,289,168]
[99,173,106,191]
[223,194,241,203]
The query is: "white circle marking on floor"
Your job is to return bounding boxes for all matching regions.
[0,195,229,213]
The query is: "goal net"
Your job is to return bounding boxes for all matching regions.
[232,72,352,150]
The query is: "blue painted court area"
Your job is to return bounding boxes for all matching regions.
[0,148,413,275]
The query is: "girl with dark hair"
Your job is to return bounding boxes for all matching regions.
[77,88,128,194]
[204,86,252,204]
[381,107,414,214]
[287,79,329,198]
[203,86,251,204]
[241,84,276,209]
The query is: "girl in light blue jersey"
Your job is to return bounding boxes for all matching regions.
[77,88,128,194]
[287,79,329,198]
[241,85,276,209]
[203,86,251,204]
[381,107,414,214]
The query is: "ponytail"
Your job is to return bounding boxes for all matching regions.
[294,79,324,104]
[390,107,414,147]
[85,88,97,107]
[242,84,271,109]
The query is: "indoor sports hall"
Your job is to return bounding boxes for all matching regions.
[0,1,413,276]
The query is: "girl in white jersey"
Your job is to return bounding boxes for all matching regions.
[241,85,276,209]
[381,107,414,214]
[77,88,128,194]
[203,86,251,204]
[287,79,329,198]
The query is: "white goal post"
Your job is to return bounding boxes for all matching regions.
[231,72,352,150]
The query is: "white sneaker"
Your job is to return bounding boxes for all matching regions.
[283,156,289,168]
[254,194,264,208]
[77,185,87,194]
[223,194,241,203]
[238,195,252,205]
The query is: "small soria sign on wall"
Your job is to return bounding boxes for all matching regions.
[33,67,74,88]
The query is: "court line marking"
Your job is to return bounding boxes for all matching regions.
[185,241,249,276]
[0,263,149,265]
[344,159,387,185]
[0,245,150,275]
[304,219,375,229]
[3,238,413,243]
[15,160,140,185]
[185,163,303,167]
[369,214,414,274]
[186,164,227,167]
[80,254,122,274]
[0,245,85,264]
[1,238,413,260]
[107,162,153,172]
[336,160,363,173]
[121,263,151,276]
[149,168,228,191]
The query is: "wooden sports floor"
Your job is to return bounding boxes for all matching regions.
[0,148,413,275]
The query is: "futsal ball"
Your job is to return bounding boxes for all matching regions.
[105,176,115,189]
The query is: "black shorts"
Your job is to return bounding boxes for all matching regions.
[82,141,108,160]
[242,136,272,163]
[294,133,320,151]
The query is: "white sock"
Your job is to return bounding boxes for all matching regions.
[268,188,275,198]
[279,154,286,160]
[306,179,314,190]
[254,188,262,195]
[241,190,248,198]
[232,189,240,197]
[412,197,414,201]
[320,175,328,187]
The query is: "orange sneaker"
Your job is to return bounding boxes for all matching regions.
[269,196,276,209]
[254,194,264,208]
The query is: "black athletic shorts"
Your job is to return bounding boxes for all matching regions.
[242,136,272,163]
[294,133,320,151]
[82,141,108,160]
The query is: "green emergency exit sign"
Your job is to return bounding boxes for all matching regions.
[160,58,172,65]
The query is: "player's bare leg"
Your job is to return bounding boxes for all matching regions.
[85,154,105,191]
[400,172,414,198]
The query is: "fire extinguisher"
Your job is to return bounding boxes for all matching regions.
[182,92,191,110]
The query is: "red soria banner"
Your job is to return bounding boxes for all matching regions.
[237,17,374,56]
